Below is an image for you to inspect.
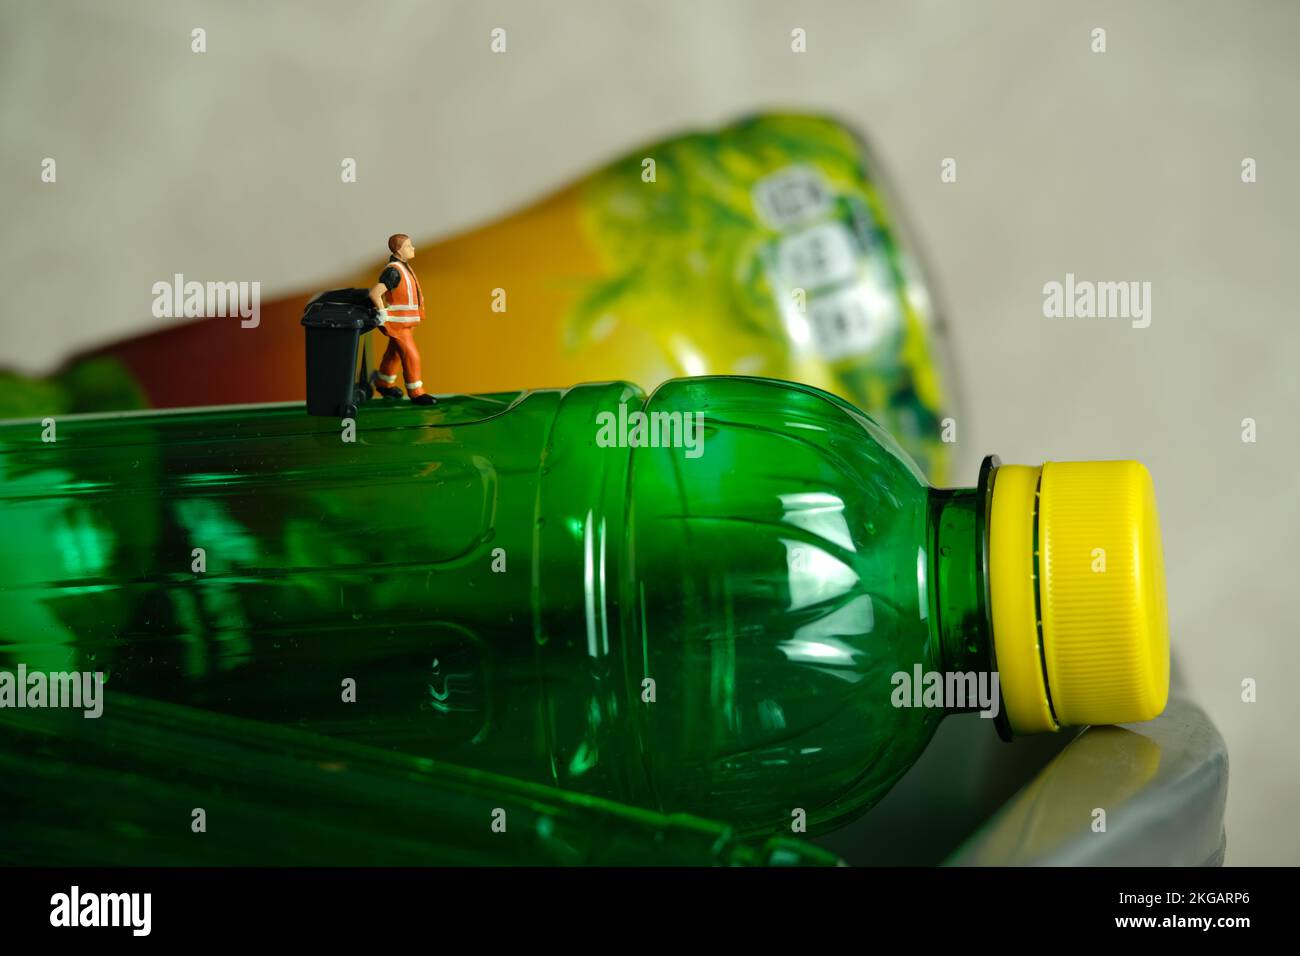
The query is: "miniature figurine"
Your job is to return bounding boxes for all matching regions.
[368,234,435,405]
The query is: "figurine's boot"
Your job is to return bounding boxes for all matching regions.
[371,370,404,399]
[405,378,436,405]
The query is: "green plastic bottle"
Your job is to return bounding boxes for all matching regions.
[0,377,1169,835]
[0,692,840,866]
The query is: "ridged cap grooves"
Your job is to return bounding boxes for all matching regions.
[1038,460,1169,726]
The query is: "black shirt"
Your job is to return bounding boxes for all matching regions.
[378,255,403,292]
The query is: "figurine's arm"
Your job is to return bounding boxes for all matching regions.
[368,284,388,325]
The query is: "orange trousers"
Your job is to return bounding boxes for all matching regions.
[374,324,426,397]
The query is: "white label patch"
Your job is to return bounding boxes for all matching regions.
[806,284,896,359]
[753,166,832,230]
[777,222,858,291]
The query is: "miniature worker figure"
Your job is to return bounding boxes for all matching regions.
[368,233,436,405]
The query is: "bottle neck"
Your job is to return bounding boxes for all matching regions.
[924,456,1002,720]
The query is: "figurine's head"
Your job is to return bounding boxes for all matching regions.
[387,233,415,261]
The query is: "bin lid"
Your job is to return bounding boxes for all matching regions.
[301,309,369,330]
[302,288,376,329]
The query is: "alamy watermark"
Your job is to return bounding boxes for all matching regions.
[0,665,104,718]
[152,273,260,328]
[1042,273,1151,328]
[595,404,705,458]
[891,664,1001,719]
[50,886,150,936]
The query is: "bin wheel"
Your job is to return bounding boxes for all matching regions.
[343,403,358,420]
[352,384,370,406]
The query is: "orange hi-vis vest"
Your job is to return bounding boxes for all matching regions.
[384,258,424,325]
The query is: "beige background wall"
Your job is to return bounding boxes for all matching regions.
[1,0,1296,863]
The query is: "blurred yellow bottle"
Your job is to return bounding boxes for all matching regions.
[11,113,958,482]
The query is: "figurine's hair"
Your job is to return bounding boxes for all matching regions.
[387,233,410,255]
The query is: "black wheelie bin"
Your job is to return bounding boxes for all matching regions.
[301,288,381,418]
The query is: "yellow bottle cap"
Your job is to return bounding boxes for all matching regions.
[989,460,1169,735]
